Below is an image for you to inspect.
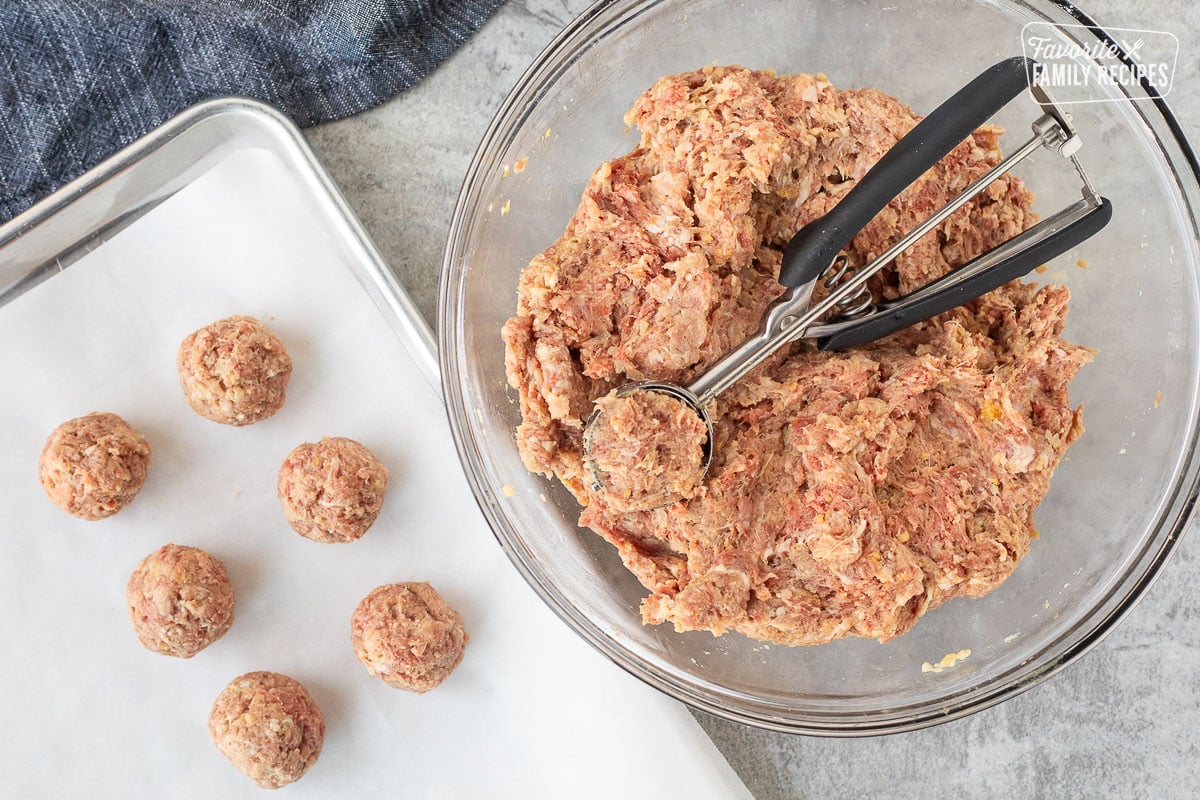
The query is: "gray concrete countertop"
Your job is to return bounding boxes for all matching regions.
[306,2,1200,797]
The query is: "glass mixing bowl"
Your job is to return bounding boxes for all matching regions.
[439,0,1200,734]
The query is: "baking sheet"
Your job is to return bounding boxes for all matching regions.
[0,142,752,798]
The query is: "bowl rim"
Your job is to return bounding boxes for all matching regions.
[438,0,1200,735]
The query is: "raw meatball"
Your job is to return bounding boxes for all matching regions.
[177,315,292,426]
[277,437,388,543]
[585,388,708,511]
[38,412,152,520]
[126,544,235,658]
[208,671,325,789]
[351,582,468,693]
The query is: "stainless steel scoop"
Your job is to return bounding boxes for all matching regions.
[583,56,1112,497]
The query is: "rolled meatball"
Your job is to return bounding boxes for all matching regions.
[177,315,292,426]
[277,437,388,543]
[351,582,468,693]
[126,544,235,658]
[208,671,325,789]
[38,412,152,520]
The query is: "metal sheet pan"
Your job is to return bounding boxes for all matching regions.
[0,97,750,799]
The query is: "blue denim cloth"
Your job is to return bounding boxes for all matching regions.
[0,0,506,222]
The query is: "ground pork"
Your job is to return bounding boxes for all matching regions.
[126,543,235,658]
[350,582,468,692]
[585,388,708,511]
[277,436,389,543]
[177,315,291,426]
[502,66,1091,646]
[38,412,152,520]
[208,671,325,789]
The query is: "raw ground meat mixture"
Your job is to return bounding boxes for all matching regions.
[502,66,1093,646]
[209,671,325,789]
[350,581,468,693]
[585,388,708,512]
[126,543,235,658]
[177,315,292,426]
[38,412,152,520]
[277,436,389,543]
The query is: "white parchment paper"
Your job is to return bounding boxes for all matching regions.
[0,149,752,799]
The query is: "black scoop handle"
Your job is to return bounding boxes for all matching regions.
[779,56,1035,288]
[817,196,1113,351]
